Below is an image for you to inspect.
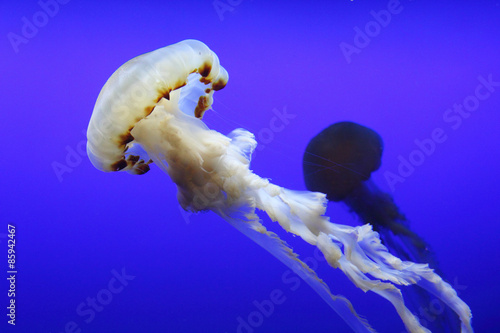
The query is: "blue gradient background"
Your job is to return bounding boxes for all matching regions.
[1,0,499,332]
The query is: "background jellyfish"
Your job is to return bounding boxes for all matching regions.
[302,122,435,265]
[87,40,473,333]
[302,121,460,331]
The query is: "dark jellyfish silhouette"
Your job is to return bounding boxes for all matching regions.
[303,121,431,263]
[303,121,460,332]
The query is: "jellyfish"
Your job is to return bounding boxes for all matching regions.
[86,40,473,333]
[302,121,460,331]
[302,122,435,266]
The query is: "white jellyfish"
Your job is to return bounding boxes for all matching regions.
[86,40,473,333]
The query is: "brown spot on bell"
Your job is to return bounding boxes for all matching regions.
[212,79,227,91]
[194,95,210,118]
[198,61,212,77]
[111,159,128,171]
[118,132,134,147]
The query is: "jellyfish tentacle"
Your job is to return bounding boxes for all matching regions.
[414,272,473,333]
[254,186,435,333]
[342,179,438,267]
[214,210,376,333]
[222,163,435,333]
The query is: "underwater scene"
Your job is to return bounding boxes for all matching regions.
[2,1,499,332]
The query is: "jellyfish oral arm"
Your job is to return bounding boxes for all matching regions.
[87,40,473,333]
[216,209,375,333]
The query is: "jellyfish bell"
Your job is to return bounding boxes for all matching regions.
[87,40,473,333]
[303,121,383,202]
[86,39,228,176]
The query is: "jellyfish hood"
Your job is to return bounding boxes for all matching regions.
[87,40,473,333]
[86,39,228,175]
[303,121,383,202]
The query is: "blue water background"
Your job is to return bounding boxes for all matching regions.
[1,1,499,332]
